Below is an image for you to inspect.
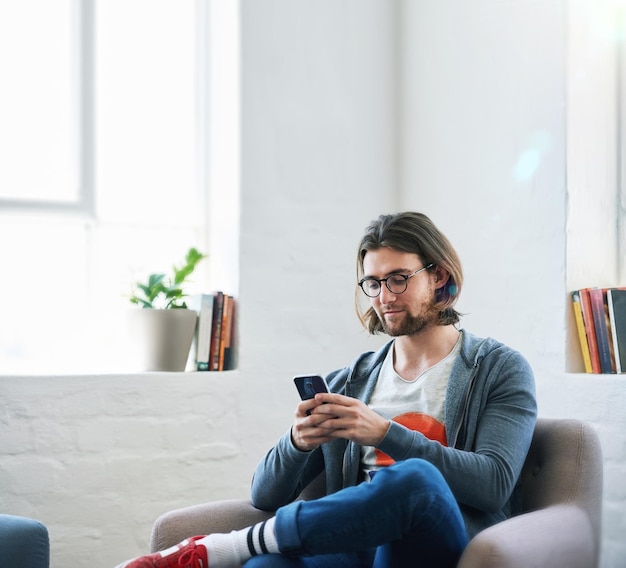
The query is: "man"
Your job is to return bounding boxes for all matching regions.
[116,212,537,568]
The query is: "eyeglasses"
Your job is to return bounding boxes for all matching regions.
[358,263,434,298]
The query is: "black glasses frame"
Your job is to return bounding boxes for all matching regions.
[358,263,435,298]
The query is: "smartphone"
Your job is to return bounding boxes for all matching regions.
[294,374,329,400]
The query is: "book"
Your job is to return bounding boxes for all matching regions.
[217,295,230,371]
[222,296,236,370]
[209,291,225,371]
[588,287,615,373]
[221,295,236,371]
[187,294,215,371]
[605,290,618,373]
[571,290,593,373]
[608,289,626,373]
[578,288,601,374]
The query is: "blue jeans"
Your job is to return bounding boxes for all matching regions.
[245,458,468,568]
[0,514,50,568]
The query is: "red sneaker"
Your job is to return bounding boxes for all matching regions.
[116,536,208,567]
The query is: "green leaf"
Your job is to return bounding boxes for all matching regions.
[147,273,166,288]
[186,247,206,265]
[129,248,206,308]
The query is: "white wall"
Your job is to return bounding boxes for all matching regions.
[399,0,568,361]
[1,1,625,567]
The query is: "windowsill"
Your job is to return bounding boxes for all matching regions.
[565,372,625,379]
[0,369,240,379]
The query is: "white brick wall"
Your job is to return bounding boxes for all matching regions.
[0,375,249,565]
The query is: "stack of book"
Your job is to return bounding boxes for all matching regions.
[187,292,236,371]
[571,287,626,374]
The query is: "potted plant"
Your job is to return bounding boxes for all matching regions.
[128,247,207,371]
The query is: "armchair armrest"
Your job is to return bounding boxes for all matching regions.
[150,499,274,553]
[151,501,597,567]
[458,505,596,568]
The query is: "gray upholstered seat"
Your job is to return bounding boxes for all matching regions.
[150,418,603,568]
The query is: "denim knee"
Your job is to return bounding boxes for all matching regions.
[374,458,448,495]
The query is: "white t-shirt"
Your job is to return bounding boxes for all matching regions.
[360,336,461,479]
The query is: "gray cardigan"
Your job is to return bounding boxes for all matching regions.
[251,330,537,537]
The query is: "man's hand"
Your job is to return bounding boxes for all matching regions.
[290,393,390,452]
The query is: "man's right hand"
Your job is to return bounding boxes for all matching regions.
[290,397,339,451]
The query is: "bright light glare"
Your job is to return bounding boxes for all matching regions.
[0,2,77,203]
[0,1,218,374]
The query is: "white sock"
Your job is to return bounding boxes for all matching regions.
[201,517,278,568]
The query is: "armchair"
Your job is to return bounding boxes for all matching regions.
[0,514,49,568]
[150,418,603,568]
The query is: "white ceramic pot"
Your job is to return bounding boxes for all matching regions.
[127,308,198,372]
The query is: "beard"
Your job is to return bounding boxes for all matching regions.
[379,302,438,337]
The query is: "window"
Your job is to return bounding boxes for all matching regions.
[0,1,239,373]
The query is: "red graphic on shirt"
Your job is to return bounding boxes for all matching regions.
[375,412,447,467]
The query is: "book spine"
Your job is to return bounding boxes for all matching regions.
[607,290,622,373]
[209,291,225,371]
[607,288,626,374]
[198,295,214,371]
[223,297,236,370]
[218,295,231,371]
[571,290,593,373]
[188,294,214,371]
[579,288,601,374]
[588,288,615,373]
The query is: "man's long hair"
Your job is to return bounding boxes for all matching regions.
[355,212,463,334]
